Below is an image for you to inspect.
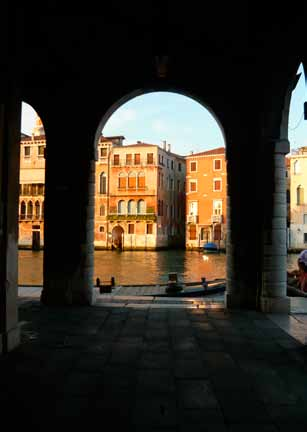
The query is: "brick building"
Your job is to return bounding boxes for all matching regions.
[185,147,226,250]
[95,137,186,250]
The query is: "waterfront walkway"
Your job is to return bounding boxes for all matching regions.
[2,286,307,430]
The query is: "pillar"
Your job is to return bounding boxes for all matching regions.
[224,139,259,309]
[260,139,290,313]
[40,123,96,306]
[0,95,21,353]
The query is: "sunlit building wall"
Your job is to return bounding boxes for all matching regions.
[95,137,186,250]
[289,147,307,250]
[19,118,46,249]
[185,148,227,250]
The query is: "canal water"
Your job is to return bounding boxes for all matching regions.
[18,249,300,286]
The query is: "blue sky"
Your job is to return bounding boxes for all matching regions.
[21,64,307,155]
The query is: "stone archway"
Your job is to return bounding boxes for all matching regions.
[112,225,124,250]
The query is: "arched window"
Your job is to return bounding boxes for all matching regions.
[137,199,146,214]
[35,200,40,219]
[294,160,300,175]
[297,185,304,205]
[100,204,105,216]
[99,172,107,194]
[27,201,33,219]
[118,172,126,189]
[128,199,136,214]
[20,201,26,219]
[128,172,136,189]
[137,172,145,188]
[118,200,125,214]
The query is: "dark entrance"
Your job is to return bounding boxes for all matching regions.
[32,227,40,251]
[112,225,124,250]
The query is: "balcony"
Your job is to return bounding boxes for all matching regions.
[107,213,157,222]
[187,215,199,224]
[211,214,223,223]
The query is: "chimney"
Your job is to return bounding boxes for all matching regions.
[163,140,167,150]
[190,151,194,155]
[167,143,171,152]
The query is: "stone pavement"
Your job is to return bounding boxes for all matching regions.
[2,287,307,431]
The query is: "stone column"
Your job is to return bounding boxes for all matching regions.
[0,96,21,353]
[224,142,259,310]
[260,139,290,313]
[41,126,96,306]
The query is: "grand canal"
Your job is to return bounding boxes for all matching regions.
[18,249,300,286]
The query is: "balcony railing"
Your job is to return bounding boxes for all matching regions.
[187,215,199,224]
[211,214,223,223]
[107,213,157,221]
[111,158,156,167]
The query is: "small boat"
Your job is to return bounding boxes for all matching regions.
[203,242,219,253]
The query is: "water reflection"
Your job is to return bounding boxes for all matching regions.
[18,249,301,286]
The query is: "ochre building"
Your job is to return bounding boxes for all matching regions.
[19,123,186,250]
[288,146,307,250]
[19,118,46,249]
[185,147,226,250]
[95,137,186,250]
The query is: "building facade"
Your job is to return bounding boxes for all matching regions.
[95,137,186,250]
[19,123,186,250]
[19,118,46,249]
[185,147,227,250]
[288,147,307,250]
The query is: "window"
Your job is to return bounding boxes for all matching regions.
[171,160,174,169]
[146,224,153,234]
[213,178,222,192]
[189,180,197,192]
[100,205,105,216]
[24,146,31,157]
[147,153,154,164]
[189,224,197,240]
[177,180,180,192]
[38,145,45,157]
[100,147,107,158]
[118,172,126,189]
[304,214,307,225]
[137,199,146,214]
[294,160,300,175]
[128,200,136,214]
[20,201,26,219]
[99,226,105,233]
[27,201,33,219]
[134,153,140,165]
[99,172,107,194]
[213,200,222,215]
[167,159,169,168]
[137,172,145,188]
[113,154,120,165]
[128,224,134,234]
[297,185,304,205]
[190,161,197,172]
[178,162,182,171]
[128,172,136,189]
[118,200,125,214]
[214,159,222,170]
[35,201,40,219]
[126,154,132,165]
[38,184,44,195]
[170,178,174,190]
[304,233,307,243]
[189,201,198,216]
